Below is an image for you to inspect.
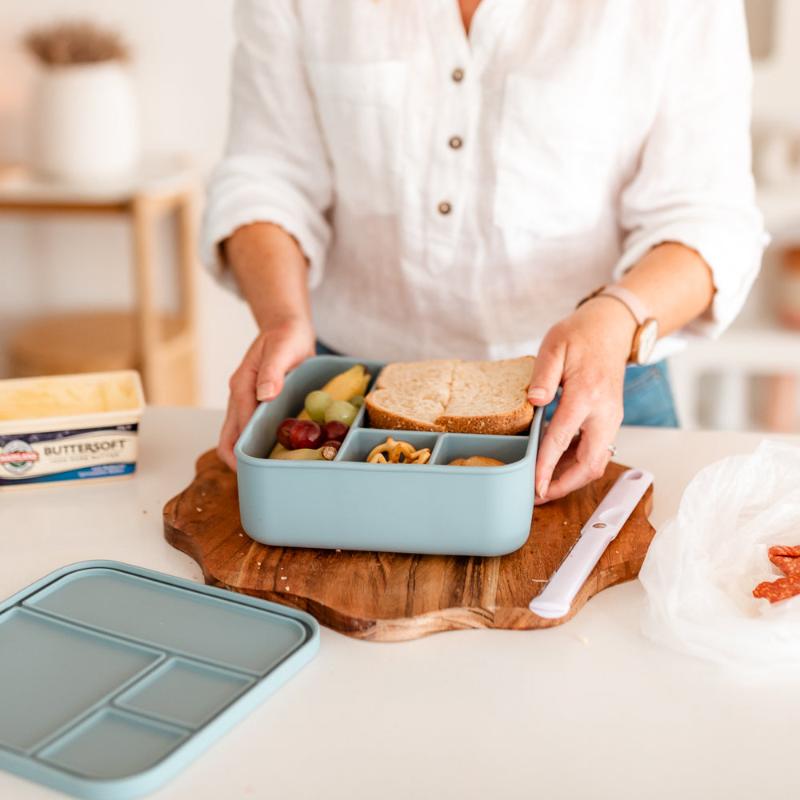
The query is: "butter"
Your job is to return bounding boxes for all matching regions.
[0,374,139,421]
[0,371,144,489]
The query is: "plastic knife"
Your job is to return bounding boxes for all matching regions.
[528,468,654,619]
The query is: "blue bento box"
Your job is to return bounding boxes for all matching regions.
[235,356,543,557]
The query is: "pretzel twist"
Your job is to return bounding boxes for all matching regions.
[367,437,431,465]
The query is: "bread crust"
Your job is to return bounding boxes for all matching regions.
[436,403,532,435]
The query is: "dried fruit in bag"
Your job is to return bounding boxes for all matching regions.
[768,545,800,578]
[753,576,800,604]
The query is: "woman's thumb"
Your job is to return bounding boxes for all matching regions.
[527,345,564,406]
[255,335,295,401]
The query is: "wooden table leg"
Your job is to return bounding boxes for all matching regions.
[131,194,160,399]
[131,189,199,405]
[175,190,198,401]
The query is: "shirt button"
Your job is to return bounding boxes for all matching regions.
[451,67,465,83]
[448,135,463,150]
[438,201,452,215]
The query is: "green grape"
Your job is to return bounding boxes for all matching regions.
[324,400,357,426]
[304,390,332,422]
[350,394,365,408]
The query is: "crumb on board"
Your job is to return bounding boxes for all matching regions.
[195,507,203,513]
[280,576,287,581]
[573,634,590,646]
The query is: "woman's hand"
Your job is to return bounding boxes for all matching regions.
[528,298,636,503]
[217,316,316,470]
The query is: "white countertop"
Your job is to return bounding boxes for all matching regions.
[2,408,798,800]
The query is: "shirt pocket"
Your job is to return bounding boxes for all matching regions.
[494,72,618,238]
[307,61,407,215]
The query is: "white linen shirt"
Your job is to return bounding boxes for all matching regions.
[203,0,766,362]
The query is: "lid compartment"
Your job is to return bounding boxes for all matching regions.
[115,658,254,729]
[24,567,308,675]
[0,609,161,753]
[39,708,188,781]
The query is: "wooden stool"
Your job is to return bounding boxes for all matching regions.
[0,156,199,405]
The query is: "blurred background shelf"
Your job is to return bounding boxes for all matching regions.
[0,154,196,207]
[8,309,196,405]
[669,180,800,432]
[757,179,800,240]
[0,155,199,405]
[669,319,800,431]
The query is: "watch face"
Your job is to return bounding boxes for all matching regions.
[635,319,659,363]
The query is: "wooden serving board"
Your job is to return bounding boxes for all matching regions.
[163,451,654,642]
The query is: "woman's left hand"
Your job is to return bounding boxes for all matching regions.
[528,298,637,503]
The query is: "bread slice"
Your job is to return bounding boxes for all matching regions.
[437,357,536,434]
[365,356,535,435]
[364,360,455,432]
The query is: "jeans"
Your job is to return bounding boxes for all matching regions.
[542,361,679,428]
[315,342,679,429]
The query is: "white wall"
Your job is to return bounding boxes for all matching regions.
[1,0,800,410]
[0,0,256,408]
[752,0,800,125]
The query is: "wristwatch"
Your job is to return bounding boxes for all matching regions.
[578,285,659,365]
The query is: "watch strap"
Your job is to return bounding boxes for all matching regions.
[594,285,648,326]
[577,284,658,365]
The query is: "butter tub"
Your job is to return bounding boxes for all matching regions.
[0,371,144,489]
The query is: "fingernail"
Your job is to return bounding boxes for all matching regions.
[537,479,549,498]
[256,381,276,400]
[528,388,547,403]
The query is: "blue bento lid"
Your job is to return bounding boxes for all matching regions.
[0,560,319,799]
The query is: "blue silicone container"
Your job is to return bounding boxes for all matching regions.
[0,561,319,800]
[235,356,543,556]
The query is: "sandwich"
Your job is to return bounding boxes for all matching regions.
[365,356,535,435]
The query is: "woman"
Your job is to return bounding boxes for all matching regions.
[203,0,765,502]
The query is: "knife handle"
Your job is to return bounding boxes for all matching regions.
[528,468,653,619]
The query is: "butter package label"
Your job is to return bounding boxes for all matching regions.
[0,424,139,486]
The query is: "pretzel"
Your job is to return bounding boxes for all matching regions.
[366,437,431,465]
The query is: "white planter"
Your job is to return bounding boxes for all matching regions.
[31,62,140,182]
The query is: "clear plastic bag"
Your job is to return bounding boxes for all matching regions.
[639,440,800,670]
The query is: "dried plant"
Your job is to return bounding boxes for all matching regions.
[24,20,130,67]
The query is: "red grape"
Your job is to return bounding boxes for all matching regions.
[289,419,323,450]
[276,418,297,449]
[322,421,349,443]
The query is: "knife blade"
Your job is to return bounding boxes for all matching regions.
[528,467,654,619]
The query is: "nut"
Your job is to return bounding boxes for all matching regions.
[448,456,505,467]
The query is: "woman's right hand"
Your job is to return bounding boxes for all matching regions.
[218,316,316,470]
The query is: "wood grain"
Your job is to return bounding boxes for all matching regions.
[164,450,654,641]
